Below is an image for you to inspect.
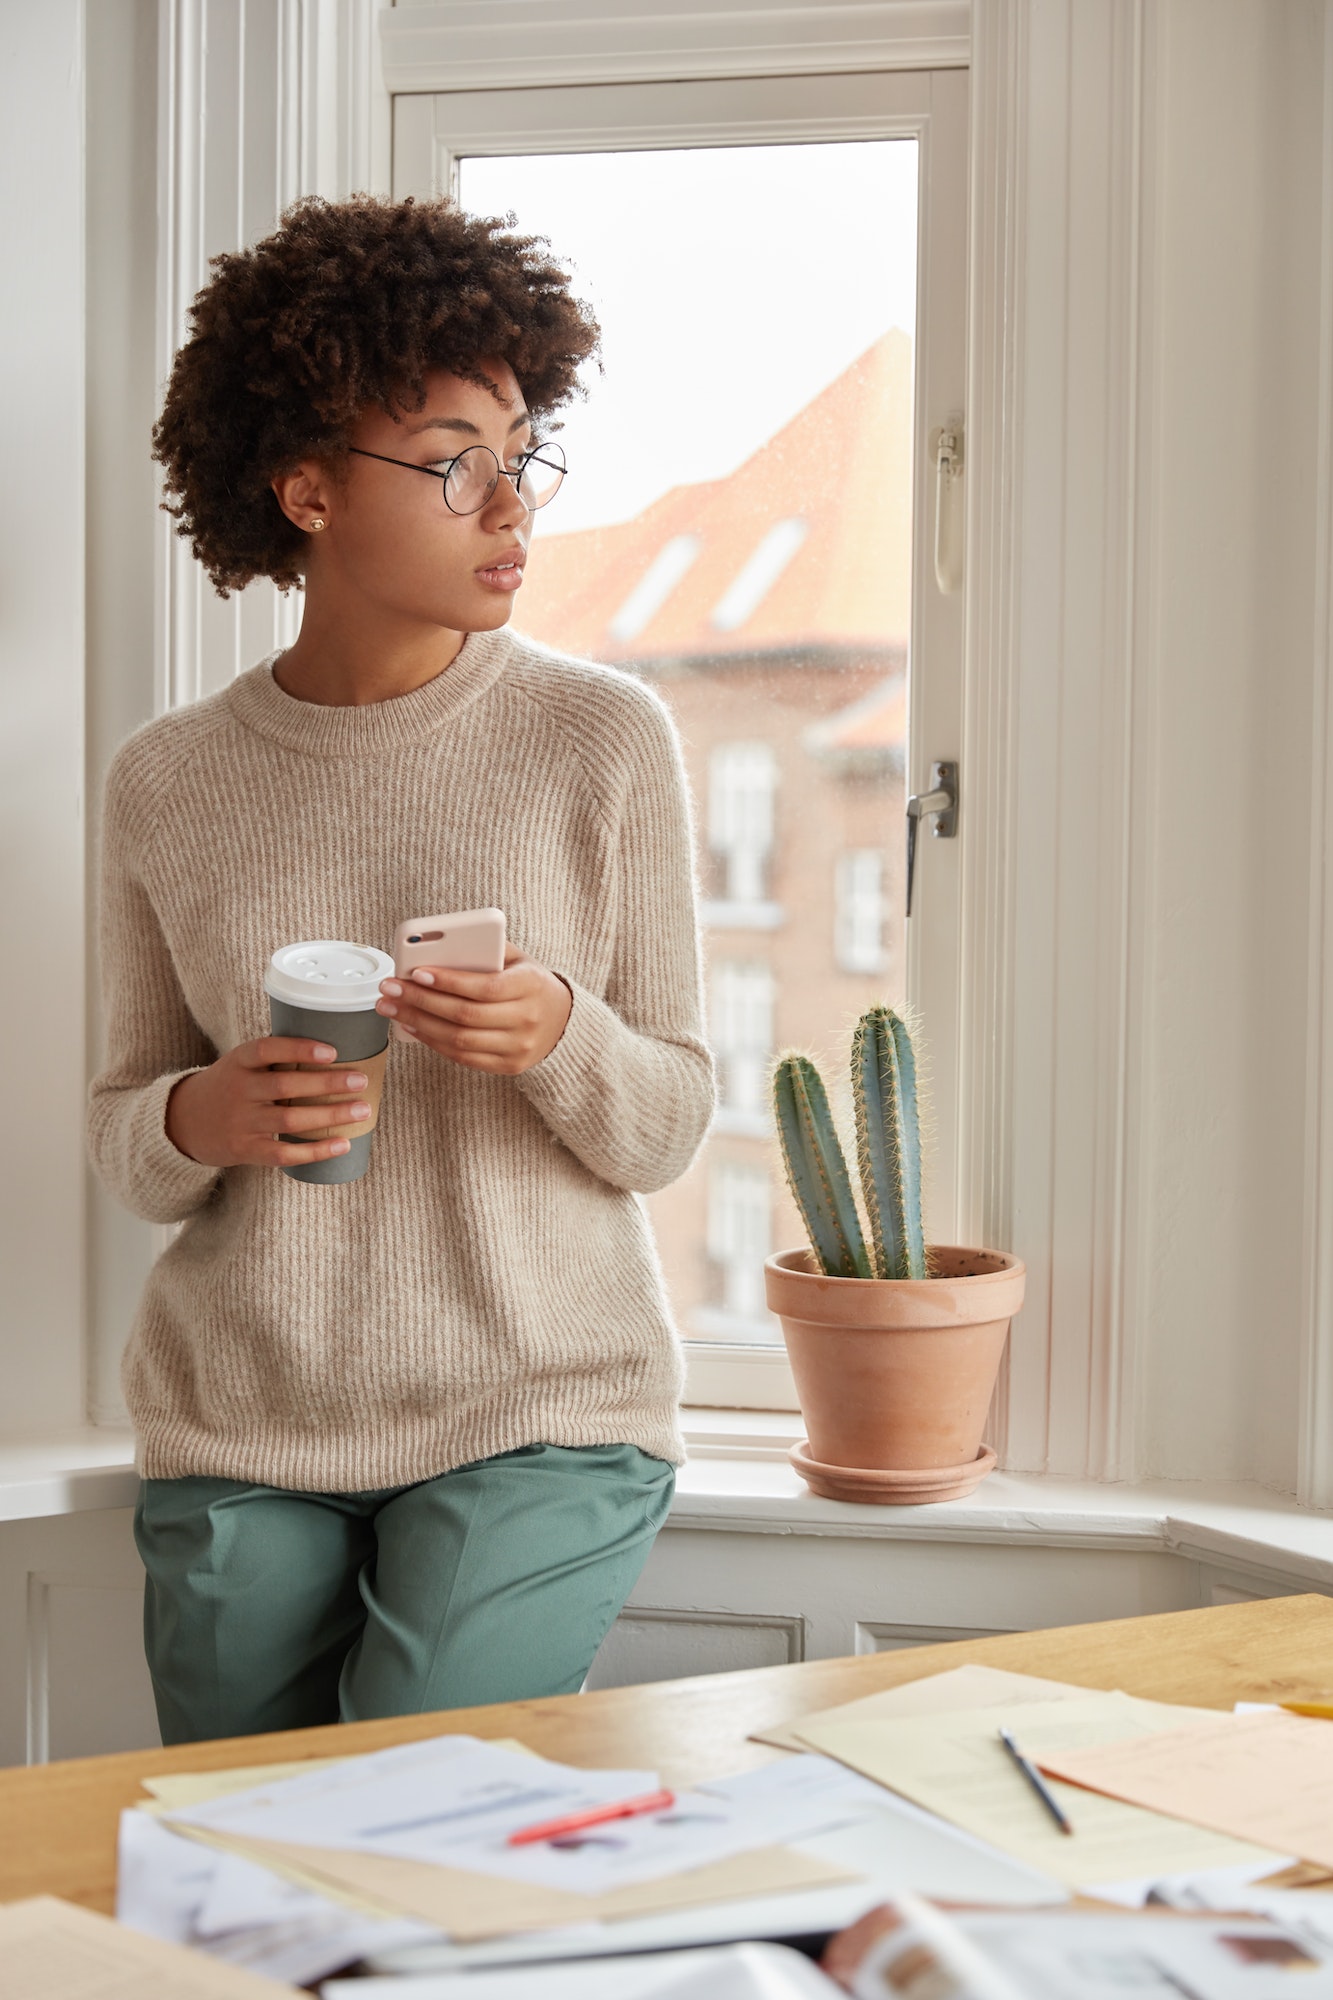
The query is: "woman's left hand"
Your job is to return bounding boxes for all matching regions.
[376,945,573,1076]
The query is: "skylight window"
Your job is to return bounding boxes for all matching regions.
[709,517,809,633]
[606,534,702,643]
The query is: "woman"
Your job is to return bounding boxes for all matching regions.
[87,193,715,1745]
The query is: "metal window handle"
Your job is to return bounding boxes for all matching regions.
[906,761,958,918]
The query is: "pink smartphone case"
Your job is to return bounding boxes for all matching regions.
[388,908,506,1046]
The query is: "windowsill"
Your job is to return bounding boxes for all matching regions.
[2,1423,1330,1593]
[0,1429,139,1521]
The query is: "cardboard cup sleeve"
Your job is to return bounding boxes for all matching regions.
[270,1046,387,1144]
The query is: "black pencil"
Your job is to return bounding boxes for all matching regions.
[997,1727,1075,1835]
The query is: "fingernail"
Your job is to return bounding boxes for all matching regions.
[381,980,402,997]
[379,1000,397,1016]
[412,969,434,986]
[347,1074,367,1089]
[315,1045,337,1059]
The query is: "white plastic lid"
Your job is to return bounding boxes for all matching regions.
[263,940,397,1012]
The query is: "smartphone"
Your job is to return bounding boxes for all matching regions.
[388,907,507,1046]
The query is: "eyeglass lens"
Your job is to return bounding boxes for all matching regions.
[444,443,566,515]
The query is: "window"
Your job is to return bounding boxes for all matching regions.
[609,534,702,644]
[711,519,809,632]
[703,1161,776,1338]
[394,63,968,1410]
[708,743,777,908]
[835,850,888,974]
[710,961,775,1134]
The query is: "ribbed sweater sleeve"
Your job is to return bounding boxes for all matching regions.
[86,738,223,1225]
[513,678,716,1194]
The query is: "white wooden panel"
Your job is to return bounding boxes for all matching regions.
[854,1620,1014,1653]
[587,1607,804,1690]
[39,1581,160,1763]
[623,1526,1201,1672]
[0,1510,158,1768]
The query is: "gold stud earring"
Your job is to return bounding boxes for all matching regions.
[309,519,326,532]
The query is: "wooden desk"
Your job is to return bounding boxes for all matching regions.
[2,1594,1331,1917]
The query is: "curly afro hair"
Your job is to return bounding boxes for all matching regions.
[151,193,601,597]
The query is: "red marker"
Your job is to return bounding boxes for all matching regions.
[506,1788,676,1846]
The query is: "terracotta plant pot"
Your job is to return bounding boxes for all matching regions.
[763,1245,1026,1504]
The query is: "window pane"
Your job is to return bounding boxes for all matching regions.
[459,142,915,1345]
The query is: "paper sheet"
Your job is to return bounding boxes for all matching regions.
[0,1895,297,1999]
[752,1664,1098,1753]
[797,1691,1290,1889]
[1038,1710,1333,1871]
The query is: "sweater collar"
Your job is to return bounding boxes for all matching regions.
[225,626,513,756]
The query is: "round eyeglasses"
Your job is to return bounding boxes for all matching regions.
[346,441,567,516]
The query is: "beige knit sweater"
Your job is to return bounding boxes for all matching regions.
[87,627,716,1490]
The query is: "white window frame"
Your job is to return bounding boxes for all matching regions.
[388,16,969,1414]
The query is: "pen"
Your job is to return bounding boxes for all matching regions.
[997,1728,1074,1836]
[506,1787,676,1846]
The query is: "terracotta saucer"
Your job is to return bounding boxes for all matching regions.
[789,1439,998,1505]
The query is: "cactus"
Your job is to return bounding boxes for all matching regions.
[852,1006,927,1280]
[772,1055,872,1279]
[772,1007,929,1281]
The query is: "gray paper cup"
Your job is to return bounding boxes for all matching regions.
[263,941,396,1184]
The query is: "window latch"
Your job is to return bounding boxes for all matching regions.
[905,761,958,918]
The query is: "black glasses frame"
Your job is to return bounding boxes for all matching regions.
[346,442,567,515]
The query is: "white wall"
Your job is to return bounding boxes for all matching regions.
[0,0,88,1433]
[85,0,162,1426]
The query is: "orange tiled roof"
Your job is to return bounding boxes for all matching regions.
[515,330,913,662]
[807,675,907,753]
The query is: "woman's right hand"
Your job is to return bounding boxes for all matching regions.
[165,1037,371,1170]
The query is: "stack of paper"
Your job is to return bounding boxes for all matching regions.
[118,1734,896,1980]
[752,1665,1294,1897]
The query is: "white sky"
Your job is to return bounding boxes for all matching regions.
[458,141,919,536]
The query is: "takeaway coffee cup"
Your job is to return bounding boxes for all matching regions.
[263,940,396,1184]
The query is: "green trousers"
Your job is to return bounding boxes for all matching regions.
[134,1442,674,1746]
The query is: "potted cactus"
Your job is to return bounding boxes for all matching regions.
[765,1006,1024,1503]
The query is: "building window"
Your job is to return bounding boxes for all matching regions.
[608,533,701,644]
[706,1161,772,1323]
[835,849,887,973]
[710,961,775,1131]
[710,517,809,632]
[709,742,777,905]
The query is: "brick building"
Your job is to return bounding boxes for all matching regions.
[515,331,913,1341]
